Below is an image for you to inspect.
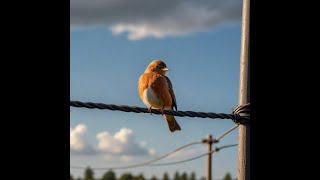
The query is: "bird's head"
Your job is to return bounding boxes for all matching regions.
[145,59,169,75]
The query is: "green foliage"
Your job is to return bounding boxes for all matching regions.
[180,172,188,180]
[150,175,158,180]
[84,167,94,180]
[119,173,133,180]
[174,171,180,180]
[132,173,145,180]
[223,172,232,180]
[190,172,196,180]
[102,170,116,180]
[162,172,170,180]
[75,168,222,180]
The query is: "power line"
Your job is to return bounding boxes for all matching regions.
[147,144,238,166]
[70,101,250,124]
[71,144,237,170]
[70,141,202,170]
[215,125,239,142]
[201,125,239,145]
[71,124,238,171]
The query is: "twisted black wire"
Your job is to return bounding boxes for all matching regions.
[70,101,250,124]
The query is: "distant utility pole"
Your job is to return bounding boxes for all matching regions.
[238,0,250,179]
[206,135,213,180]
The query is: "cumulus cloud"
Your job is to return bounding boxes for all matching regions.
[70,124,94,154]
[97,128,156,161]
[70,124,155,161]
[71,0,242,40]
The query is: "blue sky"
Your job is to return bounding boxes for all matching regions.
[71,0,242,179]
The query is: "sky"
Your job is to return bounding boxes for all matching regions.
[70,0,243,179]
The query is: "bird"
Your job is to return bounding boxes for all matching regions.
[138,59,181,132]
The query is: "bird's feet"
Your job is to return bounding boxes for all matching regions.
[160,108,165,115]
[148,107,153,115]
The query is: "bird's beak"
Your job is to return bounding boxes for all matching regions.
[162,67,169,71]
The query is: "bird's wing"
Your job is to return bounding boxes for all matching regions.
[165,76,177,111]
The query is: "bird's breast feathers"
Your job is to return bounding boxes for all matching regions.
[138,73,172,109]
[142,86,162,109]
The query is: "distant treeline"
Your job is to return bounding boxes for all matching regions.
[70,167,236,180]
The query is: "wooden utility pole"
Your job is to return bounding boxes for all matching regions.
[206,135,213,180]
[238,0,250,179]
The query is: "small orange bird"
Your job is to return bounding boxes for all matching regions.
[138,59,181,132]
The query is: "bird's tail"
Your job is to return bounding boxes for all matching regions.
[164,114,181,132]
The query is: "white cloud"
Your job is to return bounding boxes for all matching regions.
[70,124,94,154]
[71,0,242,40]
[97,128,155,161]
[70,124,155,162]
